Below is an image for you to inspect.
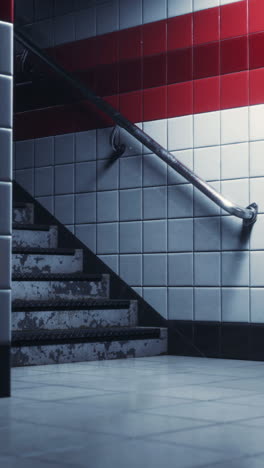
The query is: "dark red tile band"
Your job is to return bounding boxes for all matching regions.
[0,0,14,22]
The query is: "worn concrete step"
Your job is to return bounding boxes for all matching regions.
[12,248,83,275]
[12,273,110,301]
[13,202,34,225]
[12,299,138,330]
[13,224,58,249]
[11,328,168,366]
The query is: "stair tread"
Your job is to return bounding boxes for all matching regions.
[13,298,132,311]
[12,273,103,282]
[13,224,53,231]
[13,247,77,255]
[12,327,161,346]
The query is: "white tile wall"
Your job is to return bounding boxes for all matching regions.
[14,97,264,324]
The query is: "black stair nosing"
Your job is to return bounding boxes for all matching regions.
[12,273,103,282]
[12,298,132,312]
[13,224,54,231]
[12,327,161,347]
[12,247,77,256]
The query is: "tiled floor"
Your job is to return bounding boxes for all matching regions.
[2,357,264,467]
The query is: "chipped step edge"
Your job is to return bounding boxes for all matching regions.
[11,329,168,366]
[12,249,84,275]
[12,302,138,331]
[12,226,58,249]
[12,276,110,301]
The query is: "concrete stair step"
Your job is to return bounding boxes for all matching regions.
[12,299,138,330]
[12,248,83,275]
[11,327,168,366]
[13,202,34,225]
[12,273,109,301]
[13,224,58,249]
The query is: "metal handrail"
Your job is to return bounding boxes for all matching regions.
[15,29,258,225]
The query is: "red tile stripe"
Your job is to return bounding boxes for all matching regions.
[15,0,264,140]
[0,0,14,22]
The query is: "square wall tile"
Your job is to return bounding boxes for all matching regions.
[0,76,11,128]
[193,42,220,80]
[195,252,221,286]
[168,218,193,252]
[194,217,221,251]
[97,159,119,191]
[221,143,249,180]
[54,13,75,45]
[143,120,167,154]
[0,237,11,289]
[143,220,167,253]
[0,183,11,235]
[168,0,193,17]
[75,224,96,252]
[143,287,167,319]
[194,146,220,181]
[168,184,193,218]
[97,223,118,254]
[251,289,264,323]
[55,164,74,195]
[99,255,119,275]
[97,127,115,160]
[168,287,193,320]
[15,169,34,195]
[75,7,96,40]
[143,154,167,187]
[55,134,74,165]
[15,140,34,170]
[168,253,193,286]
[194,0,219,11]
[36,196,53,215]
[76,130,96,162]
[119,126,143,157]
[221,216,250,250]
[96,0,119,34]
[168,150,194,185]
[0,129,11,181]
[250,141,264,177]
[250,177,264,214]
[222,288,249,322]
[120,0,142,29]
[120,221,142,253]
[194,111,220,148]
[120,189,142,221]
[0,290,11,342]
[35,137,54,167]
[194,181,221,217]
[221,106,249,144]
[76,161,96,192]
[75,193,96,224]
[120,156,142,189]
[35,167,54,197]
[143,254,167,286]
[222,251,249,286]
[0,23,12,75]
[194,288,221,321]
[54,195,74,225]
[97,191,118,222]
[221,179,249,214]
[120,255,142,286]
[143,186,167,220]
[168,115,193,151]
[143,0,167,23]
[251,251,264,287]
[250,214,264,250]
[221,0,247,38]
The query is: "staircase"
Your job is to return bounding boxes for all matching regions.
[12,201,167,366]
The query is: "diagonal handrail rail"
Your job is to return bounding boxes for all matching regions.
[15,29,258,225]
